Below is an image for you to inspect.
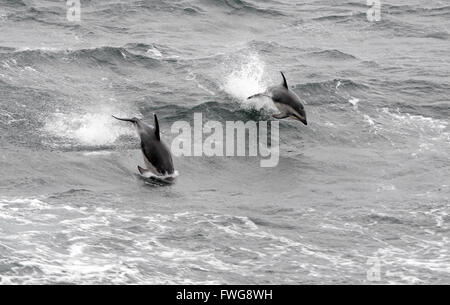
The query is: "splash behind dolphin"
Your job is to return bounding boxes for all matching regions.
[248,72,307,125]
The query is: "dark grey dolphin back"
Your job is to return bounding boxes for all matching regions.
[270,72,305,114]
[270,86,305,114]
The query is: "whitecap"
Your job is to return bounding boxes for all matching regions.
[43,111,135,146]
[146,47,162,57]
[222,52,275,111]
[348,97,360,109]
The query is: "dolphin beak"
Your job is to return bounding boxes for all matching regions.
[294,114,307,125]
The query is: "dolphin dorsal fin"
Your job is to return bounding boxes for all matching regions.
[154,114,161,141]
[280,71,288,89]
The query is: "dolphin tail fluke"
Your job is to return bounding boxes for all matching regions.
[247,93,270,100]
[112,115,137,123]
[138,165,150,175]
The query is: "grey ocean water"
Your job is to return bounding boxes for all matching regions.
[0,0,449,284]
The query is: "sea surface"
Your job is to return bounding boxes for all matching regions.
[0,0,449,284]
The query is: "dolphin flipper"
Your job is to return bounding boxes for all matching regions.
[138,165,153,176]
[273,113,290,120]
[138,165,146,175]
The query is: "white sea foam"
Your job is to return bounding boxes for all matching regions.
[146,47,162,57]
[82,151,113,156]
[348,97,360,110]
[140,170,179,180]
[0,197,48,208]
[222,52,275,111]
[363,114,375,126]
[381,107,448,135]
[44,110,135,146]
[16,47,60,52]
[363,108,450,152]
[376,244,450,284]
[0,197,49,224]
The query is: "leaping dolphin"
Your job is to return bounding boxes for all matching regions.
[248,72,307,125]
[113,114,175,177]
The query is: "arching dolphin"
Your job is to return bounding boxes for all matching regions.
[248,72,307,125]
[112,114,175,176]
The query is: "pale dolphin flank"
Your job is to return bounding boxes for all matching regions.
[112,114,175,176]
[248,72,307,125]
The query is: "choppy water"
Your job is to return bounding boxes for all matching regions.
[0,0,449,284]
